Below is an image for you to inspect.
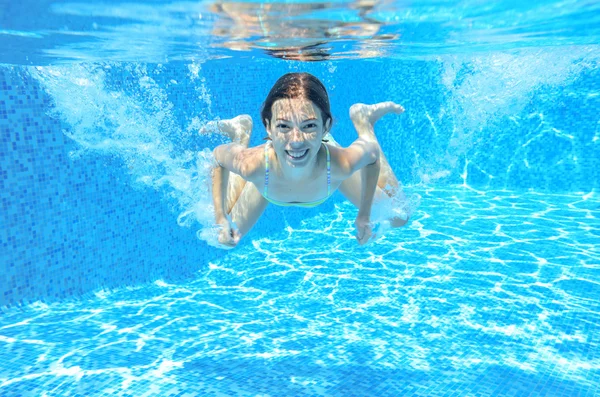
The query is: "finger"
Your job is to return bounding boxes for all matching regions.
[357,230,367,245]
[218,235,234,246]
[361,232,370,245]
[362,229,374,245]
[218,229,235,246]
[355,228,363,242]
[222,237,236,247]
[227,230,237,245]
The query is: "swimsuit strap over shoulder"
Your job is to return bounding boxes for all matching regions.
[263,142,331,198]
[325,143,331,195]
[264,142,270,196]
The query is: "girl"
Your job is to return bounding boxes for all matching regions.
[212,72,409,248]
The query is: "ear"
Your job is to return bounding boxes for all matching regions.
[264,119,271,134]
[324,118,332,133]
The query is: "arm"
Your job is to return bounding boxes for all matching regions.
[212,143,250,219]
[335,138,381,244]
[353,139,380,244]
[211,143,263,246]
[357,144,380,222]
[212,143,244,224]
[213,143,257,179]
[211,161,229,226]
[211,152,239,247]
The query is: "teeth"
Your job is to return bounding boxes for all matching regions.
[287,150,308,158]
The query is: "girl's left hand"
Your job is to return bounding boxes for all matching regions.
[354,216,374,245]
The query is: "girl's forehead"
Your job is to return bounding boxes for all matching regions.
[272,98,321,120]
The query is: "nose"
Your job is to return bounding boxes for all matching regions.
[289,128,304,146]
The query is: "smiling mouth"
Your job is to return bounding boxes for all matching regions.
[285,149,309,160]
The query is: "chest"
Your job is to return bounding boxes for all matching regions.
[263,171,338,202]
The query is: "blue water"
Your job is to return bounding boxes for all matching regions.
[2,0,600,64]
[2,0,600,396]
[2,189,599,395]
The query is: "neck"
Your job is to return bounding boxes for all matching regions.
[275,151,320,182]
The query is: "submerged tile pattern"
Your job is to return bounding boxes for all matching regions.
[1,57,599,307]
[0,66,228,307]
[0,188,599,396]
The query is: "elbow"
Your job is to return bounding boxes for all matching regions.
[369,144,380,165]
[359,139,380,165]
[234,154,251,179]
[213,147,223,167]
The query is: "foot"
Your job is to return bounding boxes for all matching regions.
[203,115,253,146]
[349,102,404,127]
[389,192,420,228]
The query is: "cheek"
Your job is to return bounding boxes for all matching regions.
[271,135,287,150]
[310,131,323,142]
[273,132,288,143]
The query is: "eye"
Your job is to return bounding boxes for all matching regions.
[276,123,290,130]
[303,123,317,129]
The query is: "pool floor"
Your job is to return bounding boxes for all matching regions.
[1,186,599,396]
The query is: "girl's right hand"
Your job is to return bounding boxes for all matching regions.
[217,217,241,248]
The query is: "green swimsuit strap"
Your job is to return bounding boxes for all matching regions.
[264,143,270,196]
[325,143,331,196]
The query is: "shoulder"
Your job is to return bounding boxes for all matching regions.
[326,139,378,178]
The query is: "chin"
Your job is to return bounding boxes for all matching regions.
[286,158,308,168]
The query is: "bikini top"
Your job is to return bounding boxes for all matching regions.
[262,142,332,208]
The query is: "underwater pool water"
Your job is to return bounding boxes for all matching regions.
[2,188,599,395]
[2,0,600,396]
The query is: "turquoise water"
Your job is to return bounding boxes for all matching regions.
[2,189,599,395]
[2,0,600,63]
[2,0,600,396]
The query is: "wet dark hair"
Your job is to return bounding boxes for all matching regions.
[260,73,333,136]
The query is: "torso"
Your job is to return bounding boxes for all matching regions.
[259,142,342,204]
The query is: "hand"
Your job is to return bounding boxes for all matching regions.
[217,217,241,248]
[354,216,374,245]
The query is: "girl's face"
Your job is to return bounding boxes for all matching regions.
[266,98,330,169]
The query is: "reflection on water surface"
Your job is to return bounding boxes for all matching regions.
[1,0,599,63]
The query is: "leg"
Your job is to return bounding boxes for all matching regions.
[336,102,409,227]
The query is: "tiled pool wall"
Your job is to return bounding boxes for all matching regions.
[1,57,598,307]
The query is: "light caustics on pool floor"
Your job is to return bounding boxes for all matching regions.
[0,187,599,396]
